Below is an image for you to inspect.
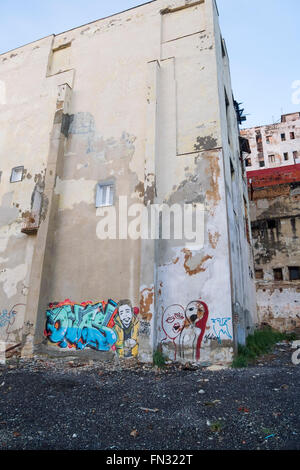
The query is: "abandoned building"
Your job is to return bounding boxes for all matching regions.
[0,0,257,366]
[241,112,300,170]
[247,163,300,332]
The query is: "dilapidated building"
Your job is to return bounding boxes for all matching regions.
[0,0,256,366]
[241,112,300,170]
[247,164,300,332]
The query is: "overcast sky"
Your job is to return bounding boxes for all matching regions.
[0,0,299,128]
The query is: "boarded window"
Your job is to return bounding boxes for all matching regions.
[289,266,300,281]
[10,166,24,183]
[273,268,283,281]
[96,182,114,208]
[255,269,264,280]
[47,42,72,76]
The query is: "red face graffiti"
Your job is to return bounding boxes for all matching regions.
[162,305,185,341]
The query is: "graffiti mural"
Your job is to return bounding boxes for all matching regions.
[211,317,232,343]
[113,300,139,358]
[0,309,17,329]
[0,304,26,343]
[162,300,209,361]
[45,298,140,357]
[161,305,185,360]
[161,300,234,361]
[179,301,209,361]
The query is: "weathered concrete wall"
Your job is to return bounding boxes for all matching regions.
[0,0,256,364]
[249,179,300,332]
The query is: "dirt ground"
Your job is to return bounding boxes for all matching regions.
[0,341,299,451]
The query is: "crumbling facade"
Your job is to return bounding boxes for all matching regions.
[247,165,300,332]
[241,112,300,170]
[0,0,256,365]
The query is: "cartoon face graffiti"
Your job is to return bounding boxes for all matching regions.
[185,301,205,325]
[179,300,209,361]
[118,302,133,329]
[162,305,185,341]
[114,300,140,358]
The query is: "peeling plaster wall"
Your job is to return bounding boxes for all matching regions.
[250,183,300,331]
[0,0,256,363]
[0,35,72,348]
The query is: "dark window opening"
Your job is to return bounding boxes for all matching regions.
[259,161,265,167]
[225,89,231,146]
[290,132,295,140]
[245,158,252,167]
[273,268,283,281]
[281,133,286,141]
[221,36,226,58]
[268,154,275,163]
[267,219,276,229]
[284,152,289,161]
[256,132,263,153]
[289,266,300,281]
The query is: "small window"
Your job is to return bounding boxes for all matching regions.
[266,135,272,144]
[284,152,289,161]
[96,182,114,208]
[288,266,300,281]
[290,132,295,140]
[281,133,286,141]
[255,269,264,280]
[245,158,252,167]
[268,154,275,163]
[273,268,283,281]
[259,161,265,168]
[10,166,24,183]
[293,151,298,161]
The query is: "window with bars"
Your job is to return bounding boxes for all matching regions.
[95,182,114,208]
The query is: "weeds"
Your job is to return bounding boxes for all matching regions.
[232,328,297,368]
[209,420,224,433]
[153,349,167,368]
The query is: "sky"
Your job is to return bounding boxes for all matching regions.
[0,0,299,128]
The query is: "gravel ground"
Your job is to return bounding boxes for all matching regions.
[0,341,299,451]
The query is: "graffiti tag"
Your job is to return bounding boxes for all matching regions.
[45,298,139,358]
